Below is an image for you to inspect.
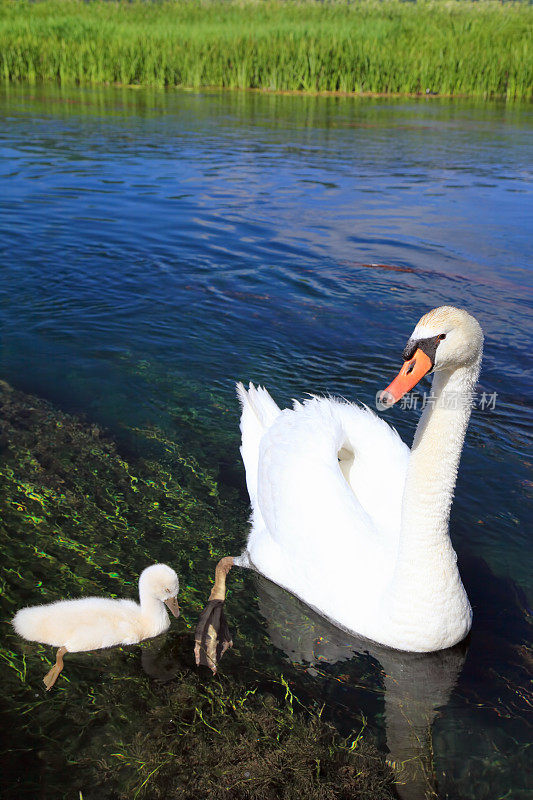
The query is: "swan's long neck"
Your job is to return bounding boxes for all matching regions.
[387,356,481,648]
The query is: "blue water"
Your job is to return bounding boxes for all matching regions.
[1,85,531,799]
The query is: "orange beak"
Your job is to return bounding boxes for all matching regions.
[379,349,433,407]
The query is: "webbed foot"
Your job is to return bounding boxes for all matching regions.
[43,646,67,691]
[194,557,234,674]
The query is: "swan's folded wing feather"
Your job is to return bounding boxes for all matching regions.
[254,402,362,579]
[240,395,410,631]
[255,398,409,572]
[332,399,410,545]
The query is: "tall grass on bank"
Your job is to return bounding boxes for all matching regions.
[1,0,531,100]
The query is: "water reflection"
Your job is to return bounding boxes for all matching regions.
[138,579,464,800]
[253,576,465,800]
[141,633,188,683]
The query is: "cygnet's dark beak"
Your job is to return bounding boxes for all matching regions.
[165,595,180,617]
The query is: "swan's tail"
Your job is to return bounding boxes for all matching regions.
[236,382,281,510]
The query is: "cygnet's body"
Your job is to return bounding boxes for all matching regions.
[12,563,180,689]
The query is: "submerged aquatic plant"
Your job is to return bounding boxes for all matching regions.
[95,673,395,800]
[0,0,531,100]
[0,380,395,799]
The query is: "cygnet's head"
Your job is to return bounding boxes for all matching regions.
[139,564,180,617]
[380,306,483,407]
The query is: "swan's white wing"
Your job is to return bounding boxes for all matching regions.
[247,396,409,627]
[330,398,410,546]
[258,396,409,546]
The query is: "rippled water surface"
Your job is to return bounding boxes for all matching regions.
[1,86,531,800]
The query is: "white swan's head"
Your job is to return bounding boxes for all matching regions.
[408,306,484,371]
[139,564,180,616]
[381,306,483,406]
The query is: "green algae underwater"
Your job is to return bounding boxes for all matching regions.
[0,379,396,800]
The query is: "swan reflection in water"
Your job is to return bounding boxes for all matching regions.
[142,573,466,800]
[254,575,466,800]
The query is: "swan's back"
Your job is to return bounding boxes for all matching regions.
[323,398,409,541]
[238,386,410,636]
[257,397,408,554]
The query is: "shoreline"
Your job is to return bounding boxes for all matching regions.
[4,79,529,104]
[2,0,531,102]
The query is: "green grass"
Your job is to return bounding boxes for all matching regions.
[0,0,531,100]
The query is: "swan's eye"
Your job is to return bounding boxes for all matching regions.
[438,334,446,341]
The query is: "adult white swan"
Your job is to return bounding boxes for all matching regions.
[195,306,483,671]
